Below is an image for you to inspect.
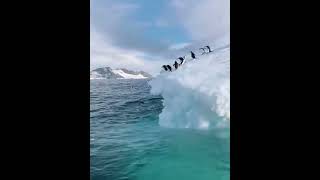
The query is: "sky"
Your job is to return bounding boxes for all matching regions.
[90,0,230,75]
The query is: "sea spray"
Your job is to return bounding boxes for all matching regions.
[149,44,230,129]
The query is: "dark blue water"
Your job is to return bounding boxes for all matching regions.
[90,79,229,180]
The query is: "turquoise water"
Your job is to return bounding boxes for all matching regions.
[90,79,229,180]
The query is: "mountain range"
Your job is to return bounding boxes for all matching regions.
[90,67,152,80]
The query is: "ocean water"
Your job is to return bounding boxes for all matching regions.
[90,79,230,180]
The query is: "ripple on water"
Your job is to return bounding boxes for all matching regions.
[90,79,229,180]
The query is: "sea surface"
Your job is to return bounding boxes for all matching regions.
[90,79,230,180]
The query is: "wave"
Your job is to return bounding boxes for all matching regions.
[148,41,230,129]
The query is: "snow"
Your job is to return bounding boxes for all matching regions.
[112,69,148,79]
[149,42,230,129]
[90,71,104,80]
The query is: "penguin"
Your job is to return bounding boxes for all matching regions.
[162,65,168,71]
[206,45,213,53]
[166,65,172,72]
[173,61,179,70]
[178,56,185,65]
[191,51,196,59]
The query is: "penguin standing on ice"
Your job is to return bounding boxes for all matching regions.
[206,46,213,53]
[166,65,172,72]
[178,56,185,65]
[190,51,196,59]
[162,65,168,71]
[173,61,179,70]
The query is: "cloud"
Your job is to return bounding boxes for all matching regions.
[90,29,164,75]
[170,0,230,41]
[91,0,169,55]
[169,42,191,50]
[90,0,169,75]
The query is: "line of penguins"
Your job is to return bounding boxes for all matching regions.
[162,45,213,72]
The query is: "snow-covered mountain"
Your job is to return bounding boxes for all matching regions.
[90,67,152,80]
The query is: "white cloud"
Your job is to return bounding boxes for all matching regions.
[91,0,169,54]
[168,42,191,50]
[90,29,164,75]
[90,1,167,75]
[170,0,230,41]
